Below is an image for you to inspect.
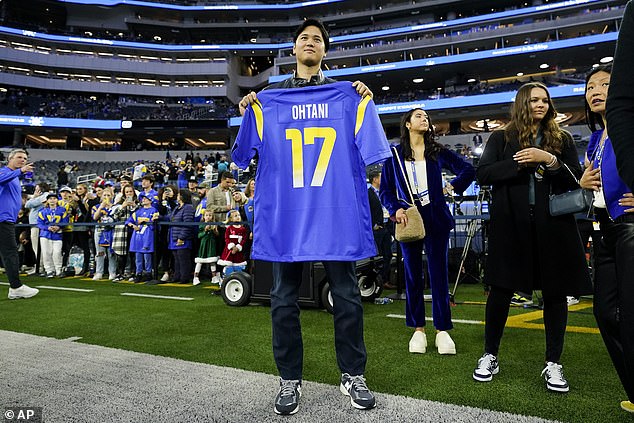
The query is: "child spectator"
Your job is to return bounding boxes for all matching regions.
[126,193,159,282]
[193,209,219,286]
[217,209,248,268]
[37,193,69,278]
[111,185,138,282]
[91,187,117,280]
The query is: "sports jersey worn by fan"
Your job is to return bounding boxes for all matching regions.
[232,82,391,262]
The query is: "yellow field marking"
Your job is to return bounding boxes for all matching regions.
[506,302,599,334]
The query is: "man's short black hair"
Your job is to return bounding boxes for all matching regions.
[368,170,381,183]
[294,18,330,52]
[220,171,234,181]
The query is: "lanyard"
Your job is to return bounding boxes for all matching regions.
[409,161,429,205]
[410,161,421,195]
[593,138,607,169]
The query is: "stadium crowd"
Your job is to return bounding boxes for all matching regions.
[0,88,236,120]
[9,151,254,286]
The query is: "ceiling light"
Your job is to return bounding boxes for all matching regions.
[381,86,390,91]
[599,56,613,63]
[467,78,476,83]
[516,72,524,76]
[592,63,600,68]
[412,78,424,83]
[539,63,549,69]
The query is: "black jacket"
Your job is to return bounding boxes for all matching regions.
[476,130,592,296]
[607,0,634,191]
[367,187,384,229]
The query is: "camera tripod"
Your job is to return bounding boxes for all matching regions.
[449,186,490,303]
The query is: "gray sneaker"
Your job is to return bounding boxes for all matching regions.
[274,379,301,415]
[340,373,376,410]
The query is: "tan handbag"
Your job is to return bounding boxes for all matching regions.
[392,147,426,242]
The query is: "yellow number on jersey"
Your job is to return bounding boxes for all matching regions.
[285,127,337,188]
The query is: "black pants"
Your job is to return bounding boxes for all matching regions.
[484,286,567,363]
[270,261,367,380]
[172,248,192,283]
[0,222,22,288]
[594,209,634,401]
[373,227,392,283]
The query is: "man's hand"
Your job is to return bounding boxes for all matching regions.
[239,91,258,116]
[352,81,373,99]
[21,162,34,174]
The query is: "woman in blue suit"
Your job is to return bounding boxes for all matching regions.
[580,64,634,413]
[380,108,475,355]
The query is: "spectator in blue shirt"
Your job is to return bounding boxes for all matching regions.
[0,149,39,299]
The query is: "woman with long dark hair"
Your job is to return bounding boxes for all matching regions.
[473,82,592,392]
[380,108,474,355]
[579,64,634,413]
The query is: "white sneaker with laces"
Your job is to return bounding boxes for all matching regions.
[8,284,39,299]
[473,353,499,382]
[161,272,170,282]
[408,331,427,353]
[436,331,456,355]
[192,276,201,286]
[92,273,103,281]
[567,296,579,306]
[542,362,569,392]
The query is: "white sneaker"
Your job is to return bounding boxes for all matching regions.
[128,276,136,282]
[8,284,39,300]
[567,296,579,307]
[211,275,222,285]
[161,272,170,282]
[542,362,569,392]
[436,331,456,355]
[108,274,116,281]
[473,353,499,382]
[408,331,427,353]
[192,276,201,286]
[92,273,103,280]
[26,268,38,276]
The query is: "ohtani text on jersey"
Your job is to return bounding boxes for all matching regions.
[291,103,328,120]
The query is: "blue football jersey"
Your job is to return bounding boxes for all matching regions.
[232,81,391,262]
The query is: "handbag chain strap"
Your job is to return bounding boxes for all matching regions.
[392,146,417,205]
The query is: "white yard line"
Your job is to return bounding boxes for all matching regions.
[36,286,94,292]
[120,293,194,301]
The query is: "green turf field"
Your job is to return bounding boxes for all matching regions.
[0,275,629,422]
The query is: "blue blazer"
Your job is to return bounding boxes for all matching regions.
[587,130,631,220]
[380,144,475,234]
